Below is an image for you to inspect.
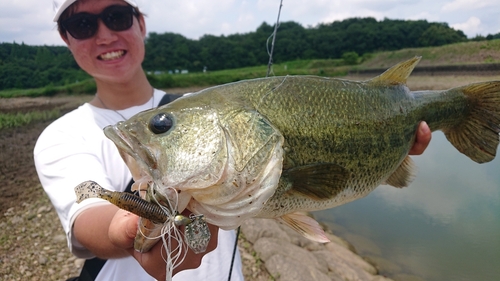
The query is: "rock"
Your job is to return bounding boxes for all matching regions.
[4,207,15,216]
[372,276,394,281]
[364,255,402,274]
[240,218,291,243]
[19,265,27,274]
[325,241,378,275]
[38,255,48,265]
[240,251,254,262]
[36,205,51,214]
[60,267,71,277]
[10,216,23,224]
[253,237,325,273]
[325,232,357,252]
[74,258,85,268]
[265,254,331,281]
[314,250,374,281]
[53,234,66,243]
[342,232,382,256]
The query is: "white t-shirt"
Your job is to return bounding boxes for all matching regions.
[34,89,243,281]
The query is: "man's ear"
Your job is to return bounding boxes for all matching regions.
[138,15,147,38]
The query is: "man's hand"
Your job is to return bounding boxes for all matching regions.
[108,209,219,280]
[409,121,431,155]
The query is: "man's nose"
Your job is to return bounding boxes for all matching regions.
[95,20,118,44]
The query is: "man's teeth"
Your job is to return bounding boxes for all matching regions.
[100,51,125,60]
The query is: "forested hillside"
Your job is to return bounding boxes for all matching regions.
[1,17,499,91]
[0,43,90,90]
[144,18,470,71]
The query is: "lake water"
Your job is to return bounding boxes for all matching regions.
[314,131,500,281]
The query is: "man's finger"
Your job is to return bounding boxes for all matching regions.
[409,121,431,155]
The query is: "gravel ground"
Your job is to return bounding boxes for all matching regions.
[1,186,83,280]
[0,186,270,280]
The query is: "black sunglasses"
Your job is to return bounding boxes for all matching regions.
[61,5,138,40]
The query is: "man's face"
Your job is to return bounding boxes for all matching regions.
[61,0,147,84]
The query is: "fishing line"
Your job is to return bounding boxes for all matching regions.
[137,182,184,281]
[161,220,187,281]
[227,226,241,281]
[266,0,284,77]
[228,1,284,280]
[154,186,185,268]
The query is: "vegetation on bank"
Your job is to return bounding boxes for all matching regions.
[0,109,61,130]
[3,36,500,100]
[0,79,96,98]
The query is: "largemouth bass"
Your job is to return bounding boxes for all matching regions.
[79,57,500,245]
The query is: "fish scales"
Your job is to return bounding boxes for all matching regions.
[77,57,500,245]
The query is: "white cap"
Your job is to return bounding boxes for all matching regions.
[53,0,138,22]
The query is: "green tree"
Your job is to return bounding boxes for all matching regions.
[418,23,467,46]
[342,51,359,65]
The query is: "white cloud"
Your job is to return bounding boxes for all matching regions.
[0,0,499,45]
[0,1,61,45]
[451,16,482,36]
[442,0,496,12]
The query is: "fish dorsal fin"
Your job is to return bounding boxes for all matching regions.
[278,212,330,243]
[285,163,351,200]
[368,56,421,86]
[383,156,417,188]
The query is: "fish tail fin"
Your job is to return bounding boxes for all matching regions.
[74,180,106,203]
[444,81,500,163]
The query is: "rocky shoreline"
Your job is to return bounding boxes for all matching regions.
[239,217,393,281]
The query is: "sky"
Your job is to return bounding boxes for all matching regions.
[1,0,499,46]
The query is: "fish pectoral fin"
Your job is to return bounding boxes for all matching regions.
[278,212,330,243]
[285,163,351,200]
[383,156,417,188]
[368,56,421,86]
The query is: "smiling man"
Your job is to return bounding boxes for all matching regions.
[34,1,243,280]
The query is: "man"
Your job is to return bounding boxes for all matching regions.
[35,0,243,280]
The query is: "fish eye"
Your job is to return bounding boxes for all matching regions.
[149,113,173,134]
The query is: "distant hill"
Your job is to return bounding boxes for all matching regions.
[359,39,500,69]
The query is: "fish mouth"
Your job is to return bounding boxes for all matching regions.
[104,123,158,180]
